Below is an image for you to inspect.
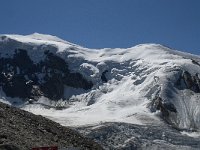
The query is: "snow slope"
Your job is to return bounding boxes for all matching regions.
[1,33,200,132]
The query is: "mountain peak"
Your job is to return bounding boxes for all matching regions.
[27,32,65,42]
[1,33,200,149]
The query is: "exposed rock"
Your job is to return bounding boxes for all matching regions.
[41,74,64,100]
[195,73,200,91]
[0,102,103,150]
[13,49,36,74]
[2,75,32,98]
[63,73,93,90]
[101,70,108,82]
[182,71,193,89]
[45,52,69,72]
[29,85,43,100]
[0,49,93,101]
[163,102,177,113]
[176,70,200,93]
[150,97,176,118]
[191,59,200,67]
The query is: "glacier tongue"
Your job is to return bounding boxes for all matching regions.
[1,34,200,132]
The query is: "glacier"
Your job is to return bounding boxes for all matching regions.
[0,33,200,149]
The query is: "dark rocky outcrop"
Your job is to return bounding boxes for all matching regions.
[2,75,32,98]
[0,49,93,101]
[163,102,177,113]
[149,70,200,127]
[41,74,64,100]
[63,73,93,90]
[150,97,177,118]
[191,59,200,67]
[177,70,200,93]
[182,71,193,89]
[101,70,108,82]
[0,102,103,150]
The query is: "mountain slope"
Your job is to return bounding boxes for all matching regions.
[0,34,200,137]
[0,102,102,150]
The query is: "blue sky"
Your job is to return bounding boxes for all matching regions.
[0,0,199,55]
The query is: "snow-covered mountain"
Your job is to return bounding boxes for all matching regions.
[1,33,200,149]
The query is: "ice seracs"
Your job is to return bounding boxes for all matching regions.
[0,34,200,132]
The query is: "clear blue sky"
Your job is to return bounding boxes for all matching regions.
[0,0,199,55]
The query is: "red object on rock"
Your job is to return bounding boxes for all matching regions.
[32,146,58,150]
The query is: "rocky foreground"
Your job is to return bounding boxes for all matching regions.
[0,102,102,150]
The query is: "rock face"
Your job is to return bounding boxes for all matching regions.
[147,69,200,130]
[0,49,93,101]
[101,70,108,82]
[0,102,102,150]
[191,59,200,67]
[177,71,200,93]
[150,97,177,118]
